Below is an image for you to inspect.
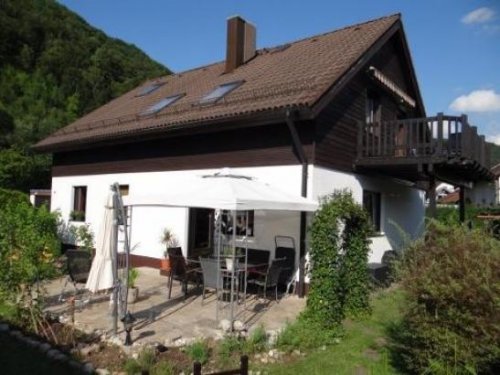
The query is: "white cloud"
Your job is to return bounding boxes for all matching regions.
[487,134,500,145]
[462,7,496,24]
[450,90,500,112]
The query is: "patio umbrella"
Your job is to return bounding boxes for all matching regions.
[123,168,318,212]
[85,192,116,293]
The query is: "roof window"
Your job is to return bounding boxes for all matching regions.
[136,82,164,97]
[199,81,244,105]
[140,94,184,116]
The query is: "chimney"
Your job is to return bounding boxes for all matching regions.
[225,16,256,73]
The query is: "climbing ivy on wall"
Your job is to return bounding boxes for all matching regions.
[304,189,371,329]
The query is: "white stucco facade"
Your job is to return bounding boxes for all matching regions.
[51,164,425,266]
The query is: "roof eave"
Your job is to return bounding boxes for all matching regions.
[33,105,313,153]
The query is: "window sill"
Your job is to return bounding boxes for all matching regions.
[369,232,385,238]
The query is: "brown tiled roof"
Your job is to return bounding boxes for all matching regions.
[438,191,459,204]
[35,14,401,152]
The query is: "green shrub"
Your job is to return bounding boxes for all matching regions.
[218,335,243,366]
[305,190,371,328]
[0,188,60,330]
[277,319,339,352]
[150,360,174,375]
[123,358,142,375]
[185,340,209,365]
[394,221,500,374]
[244,325,268,353]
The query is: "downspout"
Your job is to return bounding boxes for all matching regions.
[285,109,308,298]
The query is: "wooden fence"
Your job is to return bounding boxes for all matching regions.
[193,355,249,375]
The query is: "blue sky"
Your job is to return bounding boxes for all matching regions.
[59,0,499,144]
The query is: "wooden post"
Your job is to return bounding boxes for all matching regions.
[240,355,249,375]
[193,361,202,375]
[428,176,437,218]
[459,187,466,223]
[436,112,443,156]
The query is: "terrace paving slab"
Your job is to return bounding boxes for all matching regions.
[43,267,305,345]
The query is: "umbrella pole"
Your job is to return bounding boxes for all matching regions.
[230,210,236,329]
[111,190,119,335]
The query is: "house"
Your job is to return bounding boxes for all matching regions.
[35,14,492,292]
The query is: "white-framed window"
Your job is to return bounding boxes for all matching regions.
[71,186,87,222]
[221,210,254,237]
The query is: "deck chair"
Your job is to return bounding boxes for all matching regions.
[59,249,92,301]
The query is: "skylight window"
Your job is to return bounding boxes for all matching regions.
[199,81,244,105]
[140,94,184,116]
[136,82,164,97]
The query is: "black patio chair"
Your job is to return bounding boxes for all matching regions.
[247,257,286,302]
[59,249,92,301]
[167,247,200,299]
[199,257,225,304]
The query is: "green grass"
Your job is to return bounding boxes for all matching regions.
[265,288,405,375]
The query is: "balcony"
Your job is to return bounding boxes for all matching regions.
[355,113,493,184]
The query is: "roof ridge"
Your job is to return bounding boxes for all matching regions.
[145,13,401,80]
[258,13,401,51]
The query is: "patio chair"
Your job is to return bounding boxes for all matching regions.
[59,249,92,301]
[247,257,286,301]
[167,248,200,299]
[199,257,225,304]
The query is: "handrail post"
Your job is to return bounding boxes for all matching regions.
[436,112,443,156]
[461,114,469,159]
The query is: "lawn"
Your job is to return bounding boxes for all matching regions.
[264,288,404,375]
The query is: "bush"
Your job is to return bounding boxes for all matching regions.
[305,190,371,328]
[244,325,268,353]
[395,221,500,374]
[0,188,60,330]
[185,340,209,365]
[276,319,339,352]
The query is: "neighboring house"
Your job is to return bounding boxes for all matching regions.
[35,14,492,282]
[29,189,51,208]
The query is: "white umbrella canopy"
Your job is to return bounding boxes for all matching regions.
[85,192,116,293]
[123,168,318,211]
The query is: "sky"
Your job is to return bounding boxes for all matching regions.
[58,0,499,144]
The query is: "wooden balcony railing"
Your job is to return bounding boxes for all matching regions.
[357,113,491,169]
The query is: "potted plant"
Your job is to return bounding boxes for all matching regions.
[160,228,178,271]
[127,268,139,304]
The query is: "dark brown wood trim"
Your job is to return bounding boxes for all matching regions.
[310,20,402,118]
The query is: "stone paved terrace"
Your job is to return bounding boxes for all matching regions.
[42,267,305,346]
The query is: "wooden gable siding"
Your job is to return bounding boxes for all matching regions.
[52,122,314,177]
[314,35,419,172]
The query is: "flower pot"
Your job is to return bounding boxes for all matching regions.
[128,287,139,304]
[160,258,171,272]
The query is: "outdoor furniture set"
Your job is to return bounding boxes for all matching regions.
[164,247,290,303]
